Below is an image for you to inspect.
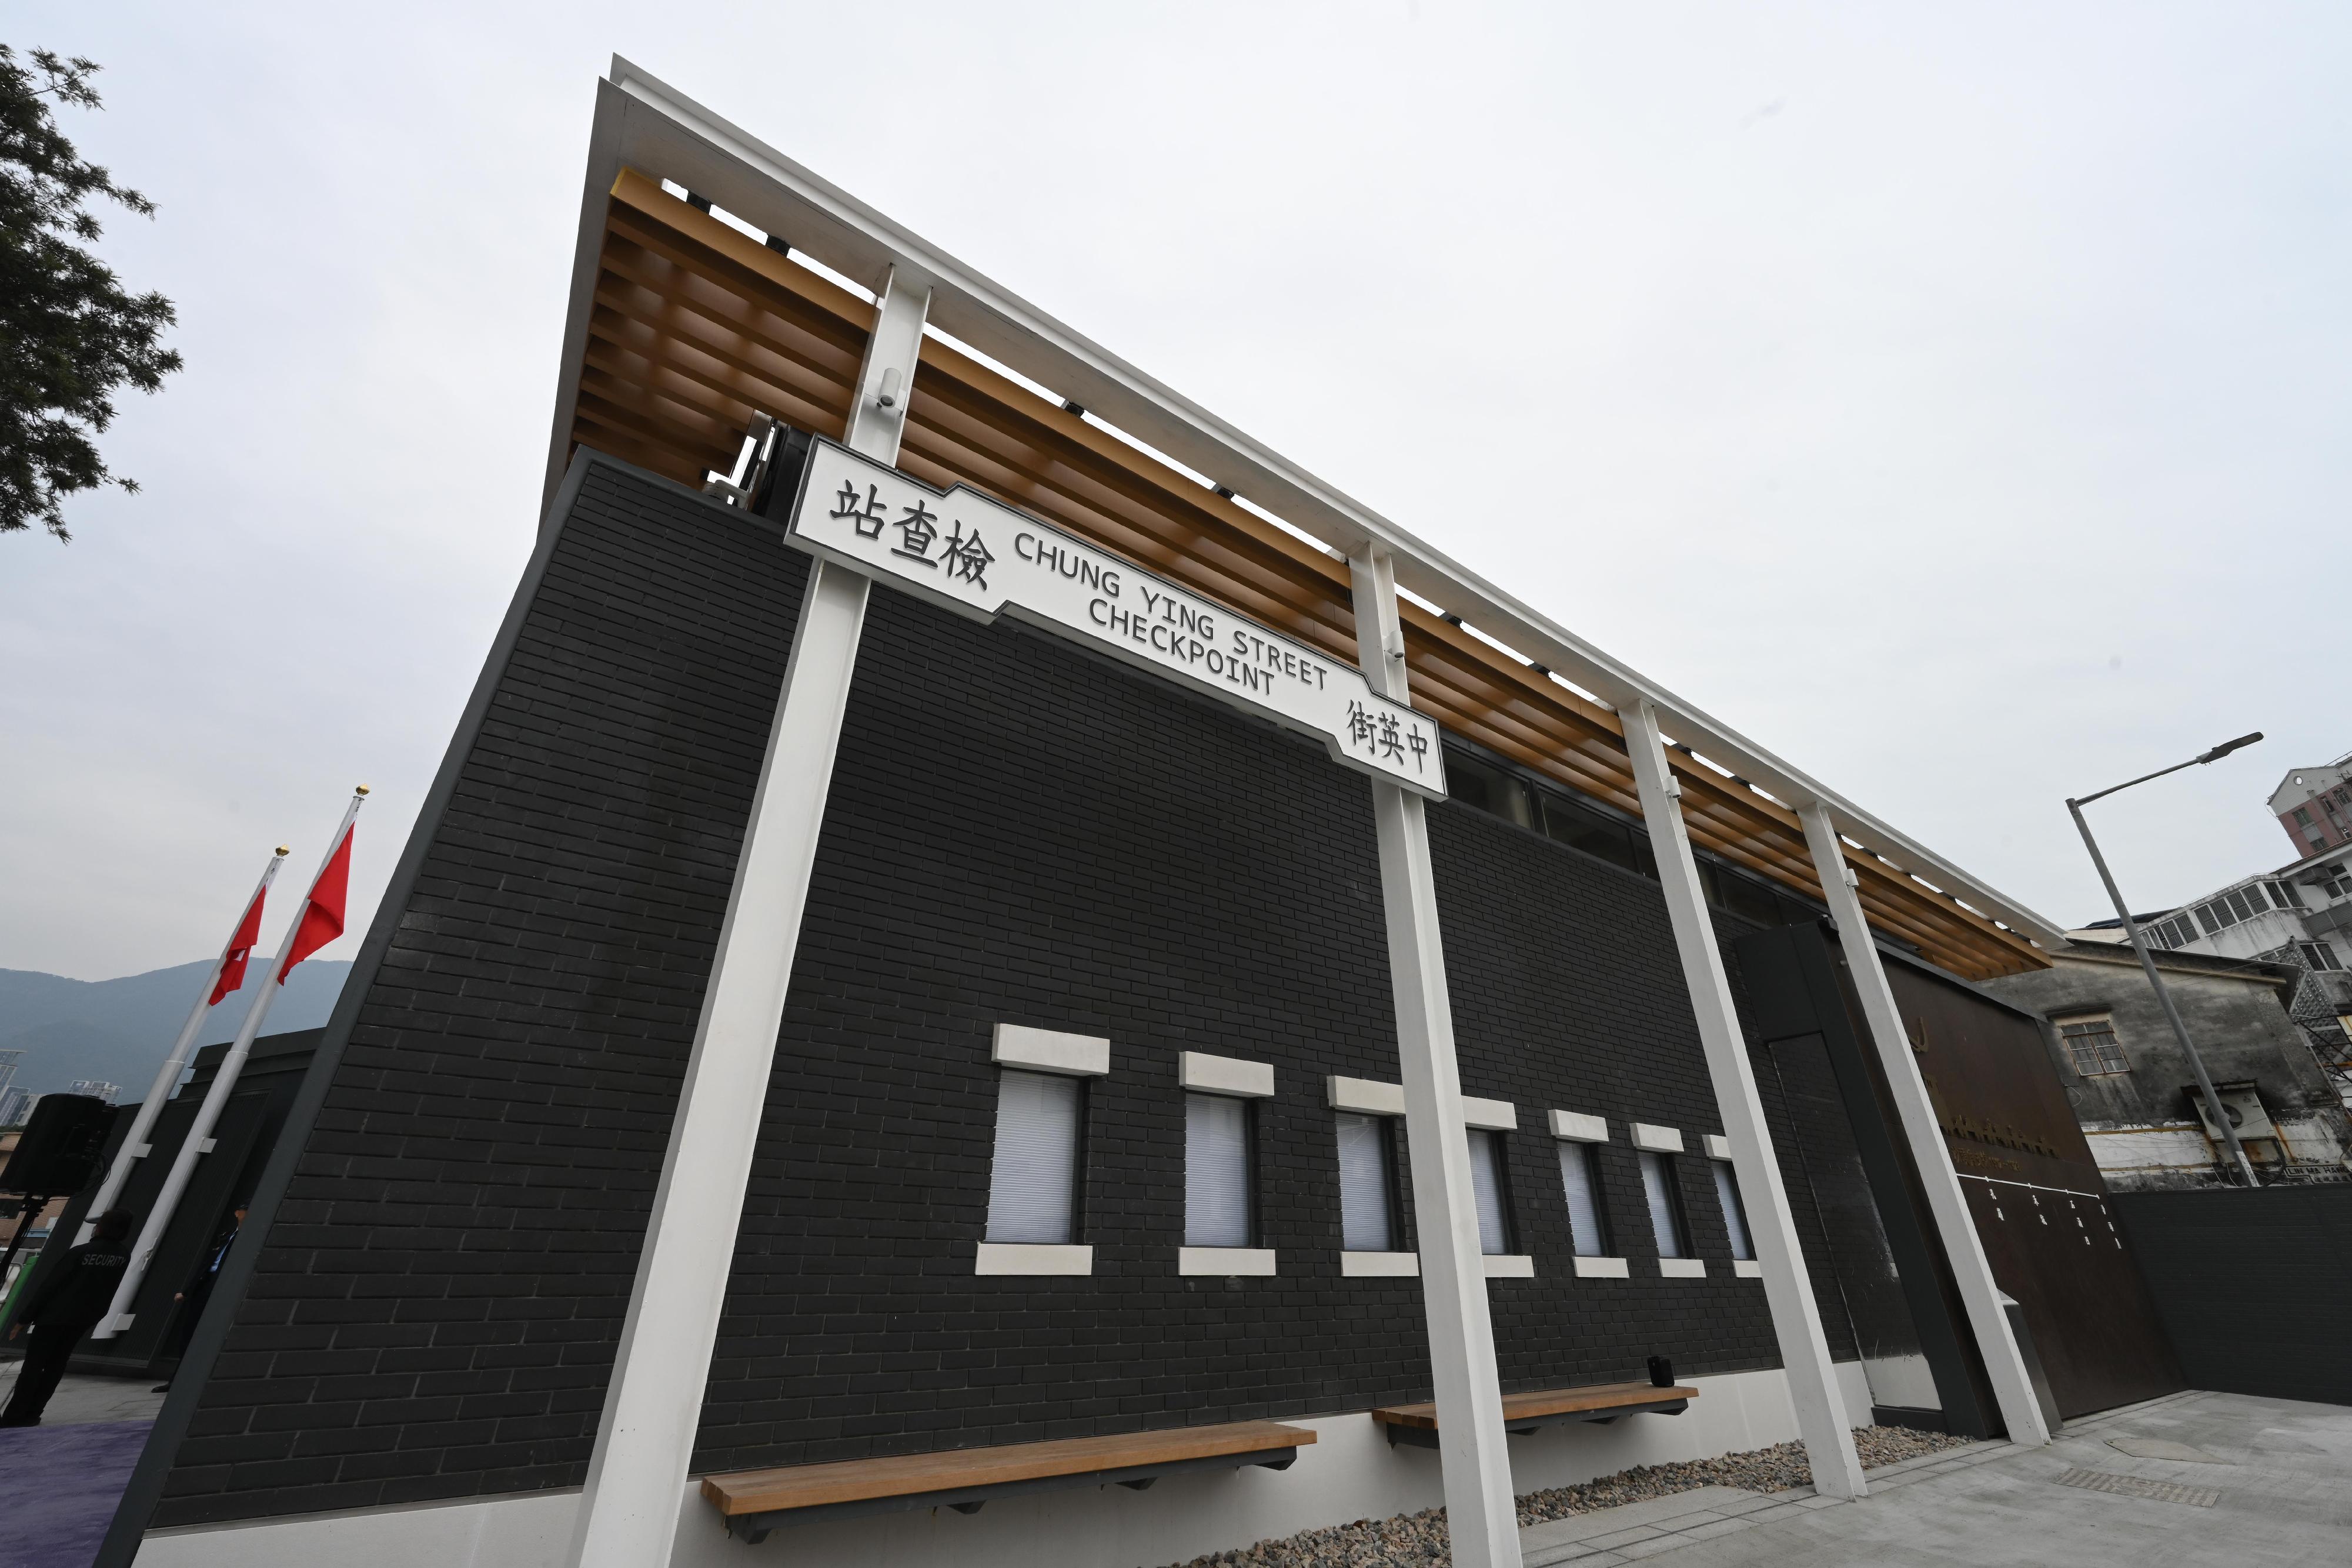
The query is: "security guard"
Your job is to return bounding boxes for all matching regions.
[0,1209,134,1427]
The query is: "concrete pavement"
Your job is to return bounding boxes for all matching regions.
[0,1362,167,1426]
[1519,1388,2349,1567]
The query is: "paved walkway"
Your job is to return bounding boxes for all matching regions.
[0,1362,169,1427]
[1520,1389,2349,1566]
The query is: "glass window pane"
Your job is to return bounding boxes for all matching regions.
[1556,1141,1606,1257]
[1639,1150,1687,1258]
[986,1069,1081,1245]
[1712,1159,1754,1260]
[1185,1092,1252,1248]
[1467,1129,1509,1255]
[1539,793,1639,871]
[1337,1112,1396,1252]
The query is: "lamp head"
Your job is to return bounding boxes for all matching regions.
[2196,732,2264,765]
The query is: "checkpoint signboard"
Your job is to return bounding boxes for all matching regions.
[783,437,1446,800]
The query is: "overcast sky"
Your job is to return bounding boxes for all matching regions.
[6,3,2347,980]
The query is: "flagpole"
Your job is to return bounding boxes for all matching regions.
[76,849,290,1247]
[92,788,367,1341]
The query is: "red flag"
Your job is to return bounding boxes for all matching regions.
[208,886,269,1005]
[279,825,354,983]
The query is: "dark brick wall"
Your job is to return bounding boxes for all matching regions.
[156,457,1862,1523]
[150,463,807,1526]
[2113,1186,2351,1405]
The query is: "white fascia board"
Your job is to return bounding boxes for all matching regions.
[1328,1076,1406,1116]
[1340,1251,1419,1278]
[1734,1259,1764,1278]
[1180,1051,1275,1098]
[1178,1247,1278,1276]
[1461,1096,1518,1131]
[993,1024,1110,1076]
[1631,1122,1685,1154]
[578,59,2069,952]
[1702,1134,1733,1161]
[1659,1258,1708,1279]
[1482,1254,1535,1278]
[975,1243,1092,1276]
[1549,1110,1609,1144]
[1572,1256,1629,1279]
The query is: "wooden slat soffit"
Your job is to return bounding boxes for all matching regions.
[566,170,2047,981]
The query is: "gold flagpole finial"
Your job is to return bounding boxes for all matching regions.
[276,845,292,856]
[355,784,371,796]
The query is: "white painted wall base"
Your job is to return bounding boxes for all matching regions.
[142,1365,1877,1568]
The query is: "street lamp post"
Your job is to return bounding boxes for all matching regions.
[2067,732,2264,1188]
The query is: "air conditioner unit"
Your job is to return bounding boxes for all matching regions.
[2186,1082,2280,1145]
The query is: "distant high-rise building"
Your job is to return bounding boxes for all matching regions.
[2271,754,2352,857]
[0,1050,22,1100]
[66,1080,121,1106]
[0,1088,34,1128]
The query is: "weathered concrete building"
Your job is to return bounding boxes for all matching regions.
[1984,941,2352,1190]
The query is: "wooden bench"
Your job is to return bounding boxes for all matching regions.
[1370,1380,1698,1448]
[700,1419,1317,1543]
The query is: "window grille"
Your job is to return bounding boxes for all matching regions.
[1337,1112,1399,1252]
[1710,1159,1754,1261]
[1184,1092,1254,1248]
[2058,1016,2129,1076]
[1638,1151,1689,1259]
[2298,941,2343,972]
[1556,1141,1609,1256]
[1466,1129,1512,1255]
[985,1069,1083,1244]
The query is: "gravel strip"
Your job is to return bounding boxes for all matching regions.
[1158,1425,1975,1567]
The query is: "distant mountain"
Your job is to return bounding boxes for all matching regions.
[0,960,351,1104]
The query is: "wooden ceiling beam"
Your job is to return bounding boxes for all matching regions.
[586,307,853,443]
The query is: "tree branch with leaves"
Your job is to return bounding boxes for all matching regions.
[2,46,182,541]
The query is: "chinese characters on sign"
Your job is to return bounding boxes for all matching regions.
[787,437,1445,798]
[829,482,998,591]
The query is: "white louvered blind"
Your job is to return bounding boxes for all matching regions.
[1336,1111,1396,1251]
[985,1069,1082,1244]
[1639,1149,1688,1259]
[1185,1092,1252,1248]
[1466,1129,1510,1255]
[1711,1159,1753,1260]
[1556,1140,1607,1257]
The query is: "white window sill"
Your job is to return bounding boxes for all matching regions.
[1733,1259,1762,1278]
[975,1242,1093,1276]
[1572,1256,1629,1279]
[1659,1257,1707,1279]
[1341,1251,1419,1278]
[1179,1246,1277,1276]
[1482,1254,1535,1278]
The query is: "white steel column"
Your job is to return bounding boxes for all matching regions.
[1348,547,1522,1568]
[566,270,933,1568]
[1621,703,1866,1499]
[1796,802,2052,1447]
